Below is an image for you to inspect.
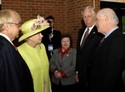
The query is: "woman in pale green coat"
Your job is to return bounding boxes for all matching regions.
[18,16,51,92]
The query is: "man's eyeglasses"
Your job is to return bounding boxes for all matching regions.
[6,22,20,27]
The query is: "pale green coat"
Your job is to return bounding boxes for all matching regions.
[18,43,51,92]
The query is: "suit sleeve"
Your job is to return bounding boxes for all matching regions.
[103,37,125,90]
[76,29,82,72]
[0,57,4,92]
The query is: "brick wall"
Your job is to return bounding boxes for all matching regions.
[2,0,100,48]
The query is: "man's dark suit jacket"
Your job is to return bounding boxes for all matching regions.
[0,36,34,92]
[42,27,61,60]
[76,26,103,90]
[89,28,125,92]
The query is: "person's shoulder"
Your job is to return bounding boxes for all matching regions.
[0,39,5,50]
[78,28,85,33]
[40,43,46,48]
[0,38,4,45]
[70,47,76,50]
[92,26,104,37]
[91,26,99,33]
[53,48,59,54]
[54,30,61,33]
[41,27,50,34]
[70,48,76,53]
[0,38,12,54]
[92,25,97,30]
[0,37,11,48]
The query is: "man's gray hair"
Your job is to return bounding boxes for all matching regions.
[98,8,119,25]
[81,6,96,16]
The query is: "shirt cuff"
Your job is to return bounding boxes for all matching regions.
[61,71,67,78]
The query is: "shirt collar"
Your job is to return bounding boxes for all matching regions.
[104,26,119,38]
[58,47,70,54]
[86,25,95,33]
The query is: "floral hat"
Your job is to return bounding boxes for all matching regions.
[18,15,49,42]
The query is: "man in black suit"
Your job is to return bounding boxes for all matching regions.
[0,9,34,92]
[42,16,61,60]
[88,8,125,92]
[75,6,103,91]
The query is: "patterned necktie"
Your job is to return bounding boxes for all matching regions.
[80,28,89,48]
[99,37,105,46]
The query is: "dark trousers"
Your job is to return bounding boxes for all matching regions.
[77,82,88,92]
[51,82,79,92]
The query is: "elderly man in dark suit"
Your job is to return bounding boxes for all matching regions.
[88,8,125,92]
[0,9,34,92]
[75,6,103,92]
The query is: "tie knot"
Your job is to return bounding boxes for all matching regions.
[85,28,89,35]
[87,28,89,31]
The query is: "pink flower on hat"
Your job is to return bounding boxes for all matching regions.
[31,15,49,31]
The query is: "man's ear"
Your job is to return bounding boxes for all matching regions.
[3,23,9,31]
[104,15,110,22]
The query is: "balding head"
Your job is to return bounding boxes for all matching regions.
[97,8,119,25]
[96,8,119,35]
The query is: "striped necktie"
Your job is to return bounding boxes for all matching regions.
[99,37,105,46]
[80,28,89,48]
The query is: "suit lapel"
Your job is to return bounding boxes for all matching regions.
[97,28,122,51]
[82,26,97,48]
[58,49,72,65]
